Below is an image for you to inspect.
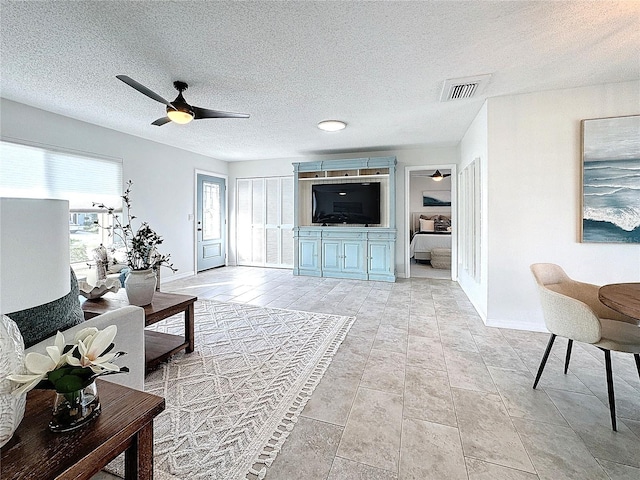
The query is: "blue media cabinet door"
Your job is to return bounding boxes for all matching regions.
[368,242,390,274]
[298,238,320,272]
[321,240,342,272]
[342,241,365,275]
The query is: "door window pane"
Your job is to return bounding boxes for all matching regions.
[203,182,221,240]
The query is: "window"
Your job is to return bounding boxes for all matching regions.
[0,140,123,277]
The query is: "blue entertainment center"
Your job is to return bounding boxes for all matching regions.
[292,156,397,282]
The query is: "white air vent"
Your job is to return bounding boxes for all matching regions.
[440,74,492,101]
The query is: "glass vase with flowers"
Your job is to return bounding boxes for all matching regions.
[6,326,127,432]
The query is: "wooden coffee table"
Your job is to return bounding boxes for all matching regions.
[1,380,165,480]
[82,291,198,371]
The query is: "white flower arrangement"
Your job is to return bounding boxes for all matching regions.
[6,325,127,395]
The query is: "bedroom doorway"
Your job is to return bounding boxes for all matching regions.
[405,165,457,280]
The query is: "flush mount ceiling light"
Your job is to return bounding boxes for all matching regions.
[317,120,346,132]
[430,170,451,182]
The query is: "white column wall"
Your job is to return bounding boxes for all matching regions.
[459,102,489,321]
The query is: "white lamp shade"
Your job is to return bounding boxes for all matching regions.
[0,198,71,313]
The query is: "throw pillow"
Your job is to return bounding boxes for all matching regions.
[419,218,435,232]
[434,215,452,232]
[7,268,85,348]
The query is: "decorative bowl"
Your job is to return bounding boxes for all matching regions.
[78,278,120,299]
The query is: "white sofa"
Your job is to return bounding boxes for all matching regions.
[25,306,146,391]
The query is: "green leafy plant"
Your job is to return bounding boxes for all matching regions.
[93,180,177,272]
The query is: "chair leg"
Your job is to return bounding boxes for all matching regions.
[635,354,640,380]
[564,339,573,374]
[533,334,556,389]
[604,349,617,431]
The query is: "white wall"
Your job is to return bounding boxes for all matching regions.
[0,99,228,281]
[459,102,489,320]
[228,146,459,275]
[485,81,640,330]
[409,174,451,214]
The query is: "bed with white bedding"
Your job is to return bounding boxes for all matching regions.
[409,212,452,261]
[410,232,451,260]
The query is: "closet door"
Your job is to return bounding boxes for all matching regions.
[280,177,294,266]
[251,179,265,264]
[265,177,281,267]
[265,177,294,268]
[236,178,265,265]
[236,179,253,264]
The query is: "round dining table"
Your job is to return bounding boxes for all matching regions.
[598,283,640,320]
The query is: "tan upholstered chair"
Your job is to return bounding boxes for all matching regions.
[530,263,640,431]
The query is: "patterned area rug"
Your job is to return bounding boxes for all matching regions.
[112,300,354,480]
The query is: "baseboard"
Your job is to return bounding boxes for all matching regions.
[485,317,547,333]
[160,270,195,285]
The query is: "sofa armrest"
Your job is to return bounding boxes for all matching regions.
[25,306,145,391]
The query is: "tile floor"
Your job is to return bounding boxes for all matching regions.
[160,266,638,479]
[409,259,451,280]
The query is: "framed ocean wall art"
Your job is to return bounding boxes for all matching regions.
[422,190,451,207]
[581,115,640,243]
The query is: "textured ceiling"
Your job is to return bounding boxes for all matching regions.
[1,1,639,162]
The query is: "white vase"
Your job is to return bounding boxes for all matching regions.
[0,315,27,447]
[124,269,157,306]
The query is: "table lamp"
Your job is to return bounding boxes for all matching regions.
[0,197,70,447]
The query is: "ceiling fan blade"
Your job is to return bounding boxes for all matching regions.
[116,75,174,108]
[192,106,250,120]
[151,116,171,126]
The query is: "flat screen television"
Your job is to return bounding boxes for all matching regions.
[312,182,381,224]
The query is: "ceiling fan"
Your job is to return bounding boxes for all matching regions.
[116,75,249,126]
[411,170,452,181]
[430,170,451,181]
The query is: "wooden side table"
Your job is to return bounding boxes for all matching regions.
[81,291,198,371]
[1,380,165,480]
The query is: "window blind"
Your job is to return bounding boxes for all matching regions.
[0,141,123,211]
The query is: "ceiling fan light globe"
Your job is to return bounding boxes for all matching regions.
[432,176,443,181]
[167,109,194,124]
